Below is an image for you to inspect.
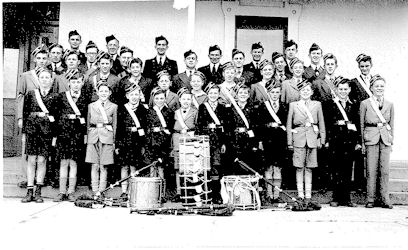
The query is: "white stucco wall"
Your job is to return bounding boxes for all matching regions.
[59,0,408,160]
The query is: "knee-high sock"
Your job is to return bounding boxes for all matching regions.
[272,166,282,199]
[36,156,47,185]
[99,165,108,192]
[305,168,312,199]
[176,172,181,194]
[91,164,100,192]
[264,167,273,198]
[27,156,37,187]
[67,160,77,194]
[296,168,305,199]
[121,166,129,193]
[59,159,69,194]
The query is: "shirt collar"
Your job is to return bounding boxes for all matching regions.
[156,55,166,64]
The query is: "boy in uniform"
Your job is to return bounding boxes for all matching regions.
[67,30,86,66]
[172,50,198,92]
[198,45,224,86]
[243,42,264,83]
[303,43,325,82]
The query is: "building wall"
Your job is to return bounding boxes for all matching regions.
[59,0,408,160]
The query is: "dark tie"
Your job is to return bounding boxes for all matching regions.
[189,70,193,81]
[53,63,57,71]
[211,65,214,74]
[256,62,259,69]
[101,102,105,107]
[273,101,278,112]
[159,57,162,66]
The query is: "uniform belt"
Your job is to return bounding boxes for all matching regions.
[365,123,387,128]
[295,122,316,128]
[126,126,139,132]
[30,112,47,118]
[235,127,247,133]
[175,128,195,133]
[90,123,112,128]
[208,124,223,130]
[335,120,349,125]
[63,114,79,120]
[265,122,281,128]
[152,127,163,133]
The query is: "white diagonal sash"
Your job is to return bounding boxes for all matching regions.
[66,91,81,116]
[192,95,199,109]
[153,106,167,128]
[124,103,141,128]
[30,70,41,88]
[176,109,189,131]
[369,97,391,130]
[298,100,318,133]
[34,89,54,122]
[264,100,286,131]
[204,102,221,126]
[96,101,113,131]
[357,75,373,97]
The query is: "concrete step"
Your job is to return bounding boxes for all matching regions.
[390,192,408,205]
[390,167,408,179]
[389,179,408,192]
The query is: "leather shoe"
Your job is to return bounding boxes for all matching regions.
[381,204,393,209]
[346,201,357,207]
[365,202,374,208]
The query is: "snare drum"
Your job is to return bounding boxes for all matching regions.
[129,177,163,211]
[221,175,260,210]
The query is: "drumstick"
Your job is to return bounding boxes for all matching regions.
[99,158,162,195]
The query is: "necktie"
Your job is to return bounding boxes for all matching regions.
[101,102,105,107]
[159,57,162,66]
[42,90,46,96]
[189,70,193,81]
[256,62,259,69]
[273,101,278,112]
[377,98,382,109]
[53,63,57,71]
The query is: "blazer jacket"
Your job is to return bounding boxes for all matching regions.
[143,56,178,81]
[116,103,148,149]
[311,77,336,103]
[350,75,371,103]
[166,90,180,111]
[110,57,123,76]
[281,78,301,104]
[360,98,394,146]
[173,107,198,132]
[171,71,191,92]
[86,100,118,144]
[198,63,223,86]
[244,62,262,83]
[303,65,326,82]
[84,71,120,102]
[46,62,66,75]
[286,100,326,148]
[250,81,270,106]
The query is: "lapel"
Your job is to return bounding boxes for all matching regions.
[381,99,391,114]
[322,78,333,93]
[288,78,298,90]
[256,83,269,100]
[166,92,177,104]
[296,101,309,117]
[183,107,195,122]
[180,72,189,85]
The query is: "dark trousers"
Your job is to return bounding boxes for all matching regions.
[331,145,354,203]
[314,147,332,190]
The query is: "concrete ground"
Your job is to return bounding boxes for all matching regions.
[2,198,408,250]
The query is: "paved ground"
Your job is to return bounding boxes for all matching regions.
[2,198,408,250]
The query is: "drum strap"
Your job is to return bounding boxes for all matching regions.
[30,70,41,88]
[357,75,373,97]
[192,95,200,109]
[369,97,391,130]
[204,102,221,126]
[124,103,141,128]
[96,100,113,131]
[34,89,54,122]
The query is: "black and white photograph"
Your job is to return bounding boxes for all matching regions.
[2,0,408,249]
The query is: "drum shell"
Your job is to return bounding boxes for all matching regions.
[222,175,260,210]
[129,177,163,210]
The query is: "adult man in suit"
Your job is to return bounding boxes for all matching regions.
[271,52,291,82]
[232,49,254,86]
[303,43,325,82]
[172,50,198,92]
[68,30,87,66]
[198,45,223,87]
[143,35,178,82]
[360,75,394,209]
[350,54,373,103]
[283,40,298,78]
[244,42,264,83]
[47,43,66,75]
[106,35,122,76]
[85,53,120,102]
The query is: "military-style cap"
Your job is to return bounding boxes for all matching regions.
[124,82,141,94]
[177,87,191,98]
[65,69,79,80]
[96,79,109,90]
[86,41,98,51]
[222,62,235,72]
[259,59,273,70]
[68,30,80,38]
[69,71,84,81]
[356,53,372,63]
[184,49,196,59]
[323,53,335,61]
[156,70,171,80]
[35,66,50,77]
[49,43,63,51]
[127,57,143,69]
[150,86,165,97]
[289,58,303,69]
[251,42,263,50]
[192,71,206,82]
[63,50,79,61]
[309,43,322,53]
[119,46,133,55]
[233,81,249,95]
[105,35,118,44]
[31,44,48,56]
[266,79,282,92]
[297,79,311,90]
[204,81,219,94]
[155,35,168,44]
[271,52,284,63]
[333,76,348,87]
[369,74,385,87]
[209,45,221,54]
[232,48,244,58]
